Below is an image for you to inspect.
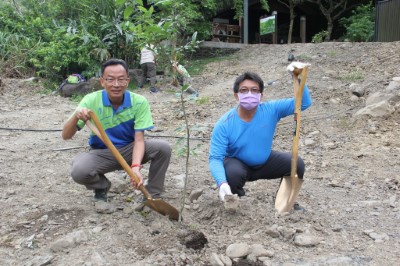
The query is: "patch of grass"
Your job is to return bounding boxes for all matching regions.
[296,54,312,61]
[327,50,337,57]
[38,87,54,95]
[337,117,352,129]
[125,196,133,202]
[189,223,199,230]
[340,70,364,81]
[164,87,178,93]
[127,75,145,91]
[195,96,210,105]
[312,30,329,43]
[70,94,84,103]
[139,210,149,218]
[127,80,138,91]
[38,80,58,95]
[186,54,237,76]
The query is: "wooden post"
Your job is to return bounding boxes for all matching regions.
[300,16,306,43]
[272,11,277,44]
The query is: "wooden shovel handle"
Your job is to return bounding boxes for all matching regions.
[85,111,152,199]
[290,67,309,178]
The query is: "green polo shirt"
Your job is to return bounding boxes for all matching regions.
[75,90,153,149]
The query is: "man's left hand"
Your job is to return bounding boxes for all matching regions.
[130,167,143,188]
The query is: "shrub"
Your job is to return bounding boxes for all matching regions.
[29,28,100,80]
[340,3,375,42]
[312,31,329,43]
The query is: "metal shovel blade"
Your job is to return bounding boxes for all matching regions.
[275,175,303,213]
[144,198,179,220]
[275,176,292,213]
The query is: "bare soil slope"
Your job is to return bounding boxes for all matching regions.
[0,41,399,266]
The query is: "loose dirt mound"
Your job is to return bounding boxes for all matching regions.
[0,42,399,265]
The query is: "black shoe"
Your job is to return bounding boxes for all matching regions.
[93,181,111,202]
[293,202,306,212]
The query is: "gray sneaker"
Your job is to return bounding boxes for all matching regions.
[133,195,146,212]
[93,180,111,202]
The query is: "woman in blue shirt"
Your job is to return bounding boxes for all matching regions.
[209,64,312,208]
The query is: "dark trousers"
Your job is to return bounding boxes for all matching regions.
[223,151,305,196]
[139,62,156,87]
[71,139,171,198]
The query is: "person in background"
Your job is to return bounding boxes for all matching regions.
[208,62,312,210]
[62,58,171,203]
[139,44,159,93]
[171,60,198,96]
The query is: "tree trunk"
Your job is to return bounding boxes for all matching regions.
[288,2,295,44]
[326,18,333,41]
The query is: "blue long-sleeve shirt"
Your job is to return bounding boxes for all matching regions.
[209,85,312,187]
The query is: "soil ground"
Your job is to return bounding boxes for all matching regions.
[0,41,399,265]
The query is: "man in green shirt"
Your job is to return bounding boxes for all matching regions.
[62,59,171,202]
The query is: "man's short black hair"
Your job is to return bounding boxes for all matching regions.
[233,72,264,93]
[101,59,129,76]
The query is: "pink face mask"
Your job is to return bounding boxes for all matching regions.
[238,92,261,110]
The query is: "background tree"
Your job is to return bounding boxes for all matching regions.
[0,0,134,80]
[278,0,304,44]
[120,0,204,72]
[1,0,374,82]
[306,0,367,41]
[340,2,375,42]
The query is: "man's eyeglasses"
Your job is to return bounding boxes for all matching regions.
[103,78,130,86]
[238,87,260,94]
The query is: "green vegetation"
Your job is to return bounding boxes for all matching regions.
[186,54,236,76]
[296,54,312,61]
[0,0,375,87]
[196,96,210,105]
[0,0,237,87]
[327,50,337,57]
[231,0,269,19]
[70,94,85,103]
[189,223,199,230]
[340,2,375,42]
[312,30,329,43]
[38,85,55,95]
[340,70,364,81]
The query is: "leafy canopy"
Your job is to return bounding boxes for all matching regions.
[340,2,375,42]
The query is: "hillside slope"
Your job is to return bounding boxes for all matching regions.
[0,41,399,265]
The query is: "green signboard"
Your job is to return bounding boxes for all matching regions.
[260,15,276,35]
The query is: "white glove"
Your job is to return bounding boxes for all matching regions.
[219,183,232,201]
[287,62,311,73]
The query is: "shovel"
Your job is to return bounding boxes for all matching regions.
[275,66,309,213]
[85,111,179,220]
